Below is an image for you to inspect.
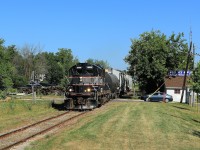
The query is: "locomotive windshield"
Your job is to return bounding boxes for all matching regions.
[69,63,105,77]
[69,66,95,76]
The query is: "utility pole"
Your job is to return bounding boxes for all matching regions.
[31,71,36,101]
[192,44,195,106]
[180,41,192,103]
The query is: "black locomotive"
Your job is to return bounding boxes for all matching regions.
[64,63,119,110]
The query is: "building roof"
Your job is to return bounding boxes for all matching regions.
[165,76,190,88]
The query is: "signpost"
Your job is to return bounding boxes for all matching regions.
[31,71,35,101]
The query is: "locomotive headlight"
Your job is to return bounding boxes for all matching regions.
[69,88,73,92]
[85,88,91,92]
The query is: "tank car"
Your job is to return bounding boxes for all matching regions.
[108,69,132,97]
[64,63,119,110]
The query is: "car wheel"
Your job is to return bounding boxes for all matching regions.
[165,99,169,103]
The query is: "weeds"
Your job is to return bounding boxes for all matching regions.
[8,99,16,111]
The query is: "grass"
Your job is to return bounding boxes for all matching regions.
[9,94,64,101]
[25,102,200,150]
[0,99,62,133]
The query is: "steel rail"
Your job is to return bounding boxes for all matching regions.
[0,111,87,150]
[0,111,70,140]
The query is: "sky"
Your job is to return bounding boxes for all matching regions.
[1,0,200,70]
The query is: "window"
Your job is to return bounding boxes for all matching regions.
[174,89,180,94]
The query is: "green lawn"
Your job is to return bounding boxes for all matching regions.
[0,99,62,133]
[25,102,200,150]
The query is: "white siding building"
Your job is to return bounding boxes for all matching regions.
[165,76,190,103]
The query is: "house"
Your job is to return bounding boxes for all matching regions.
[165,76,190,103]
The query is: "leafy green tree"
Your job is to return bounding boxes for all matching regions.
[6,45,28,87]
[56,48,79,87]
[190,62,200,93]
[56,48,79,76]
[125,30,191,93]
[42,52,63,85]
[0,39,14,91]
[42,49,79,86]
[86,58,110,68]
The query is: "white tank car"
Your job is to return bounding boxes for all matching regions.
[107,68,132,97]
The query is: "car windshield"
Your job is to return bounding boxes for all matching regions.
[155,92,164,95]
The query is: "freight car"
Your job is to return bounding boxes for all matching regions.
[108,69,132,97]
[64,63,119,110]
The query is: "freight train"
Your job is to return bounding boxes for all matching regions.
[64,63,132,110]
[64,63,119,110]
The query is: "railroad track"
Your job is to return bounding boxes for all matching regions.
[0,111,87,150]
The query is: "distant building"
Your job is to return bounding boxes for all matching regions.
[165,76,190,103]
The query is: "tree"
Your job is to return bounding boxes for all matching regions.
[34,52,48,80]
[43,49,79,86]
[19,44,43,81]
[6,45,27,87]
[190,62,200,111]
[0,39,14,90]
[86,58,110,68]
[43,52,63,85]
[125,30,191,93]
[190,62,200,93]
[56,48,79,76]
[56,48,79,87]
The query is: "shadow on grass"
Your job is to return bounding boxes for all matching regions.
[119,95,133,99]
[164,113,189,122]
[193,130,200,138]
[160,112,200,126]
[159,112,198,123]
[51,102,66,111]
[192,119,200,124]
[171,105,190,111]
[119,93,140,99]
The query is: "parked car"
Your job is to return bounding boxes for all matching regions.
[141,92,173,102]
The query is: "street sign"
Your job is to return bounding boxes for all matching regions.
[169,70,191,76]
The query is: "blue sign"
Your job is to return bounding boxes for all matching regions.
[177,70,191,76]
[169,70,191,76]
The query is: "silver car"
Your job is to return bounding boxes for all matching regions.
[141,92,173,102]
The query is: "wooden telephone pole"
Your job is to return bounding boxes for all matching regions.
[31,71,36,101]
[180,41,192,103]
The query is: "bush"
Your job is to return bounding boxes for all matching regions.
[0,90,7,100]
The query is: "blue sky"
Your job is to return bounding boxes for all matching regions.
[1,0,200,70]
